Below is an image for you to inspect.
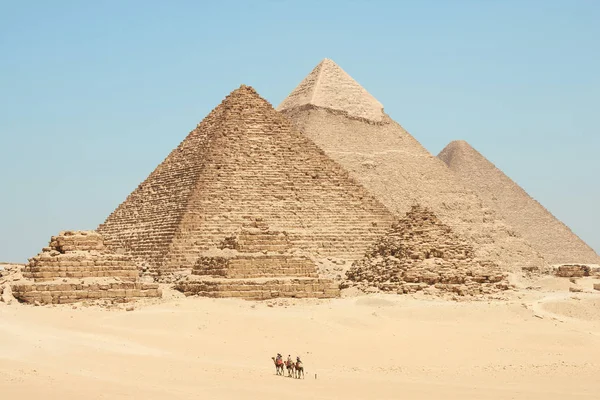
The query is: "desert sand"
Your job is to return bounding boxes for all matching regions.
[2,275,600,400]
[2,59,598,400]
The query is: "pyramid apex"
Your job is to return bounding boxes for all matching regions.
[228,84,259,96]
[278,59,384,121]
[218,84,274,109]
[447,140,473,149]
[438,140,482,168]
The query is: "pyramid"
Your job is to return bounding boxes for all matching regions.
[278,59,546,271]
[12,231,161,305]
[438,140,600,264]
[175,218,340,299]
[345,205,507,296]
[98,85,395,276]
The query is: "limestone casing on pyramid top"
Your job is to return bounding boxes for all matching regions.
[277,58,385,122]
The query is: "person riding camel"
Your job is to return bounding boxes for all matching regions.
[276,353,283,364]
[287,355,293,365]
[295,356,304,378]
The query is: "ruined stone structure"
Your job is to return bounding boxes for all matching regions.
[278,59,546,271]
[98,85,395,277]
[12,231,161,305]
[175,219,339,299]
[345,205,508,296]
[438,140,600,264]
[23,231,138,281]
[554,264,600,278]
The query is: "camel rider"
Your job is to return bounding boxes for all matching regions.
[276,353,283,364]
[296,356,302,364]
[287,355,293,365]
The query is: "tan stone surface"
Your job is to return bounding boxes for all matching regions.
[279,59,545,271]
[438,140,600,264]
[12,231,161,305]
[98,85,395,275]
[193,219,317,278]
[175,277,339,300]
[12,281,160,305]
[554,264,600,278]
[345,205,507,296]
[277,59,384,121]
[179,220,339,299]
[23,231,138,282]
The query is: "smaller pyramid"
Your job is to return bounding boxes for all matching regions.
[175,219,339,300]
[12,231,161,305]
[277,59,384,121]
[345,205,507,296]
[438,140,600,265]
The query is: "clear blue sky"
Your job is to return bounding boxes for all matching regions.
[1,0,598,262]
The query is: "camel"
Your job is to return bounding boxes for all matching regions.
[271,356,284,376]
[284,359,296,378]
[295,360,304,379]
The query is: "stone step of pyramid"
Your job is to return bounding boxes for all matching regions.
[174,276,339,300]
[193,255,318,279]
[24,267,138,281]
[12,281,161,305]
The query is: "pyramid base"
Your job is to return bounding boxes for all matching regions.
[12,279,162,305]
[174,276,340,300]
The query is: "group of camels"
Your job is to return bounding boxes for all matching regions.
[271,355,304,379]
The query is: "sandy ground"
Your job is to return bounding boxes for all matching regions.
[1,276,600,399]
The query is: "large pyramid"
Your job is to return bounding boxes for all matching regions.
[278,59,546,270]
[438,140,600,264]
[98,85,395,275]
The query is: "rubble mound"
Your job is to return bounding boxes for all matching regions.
[12,231,161,305]
[345,205,508,296]
[175,219,339,300]
[0,263,24,305]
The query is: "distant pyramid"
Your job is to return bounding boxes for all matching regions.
[277,58,384,121]
[279,59,546,270]
[438,140,600,264]
[98,85,395,275]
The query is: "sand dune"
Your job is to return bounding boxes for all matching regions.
[2,278,600,399]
